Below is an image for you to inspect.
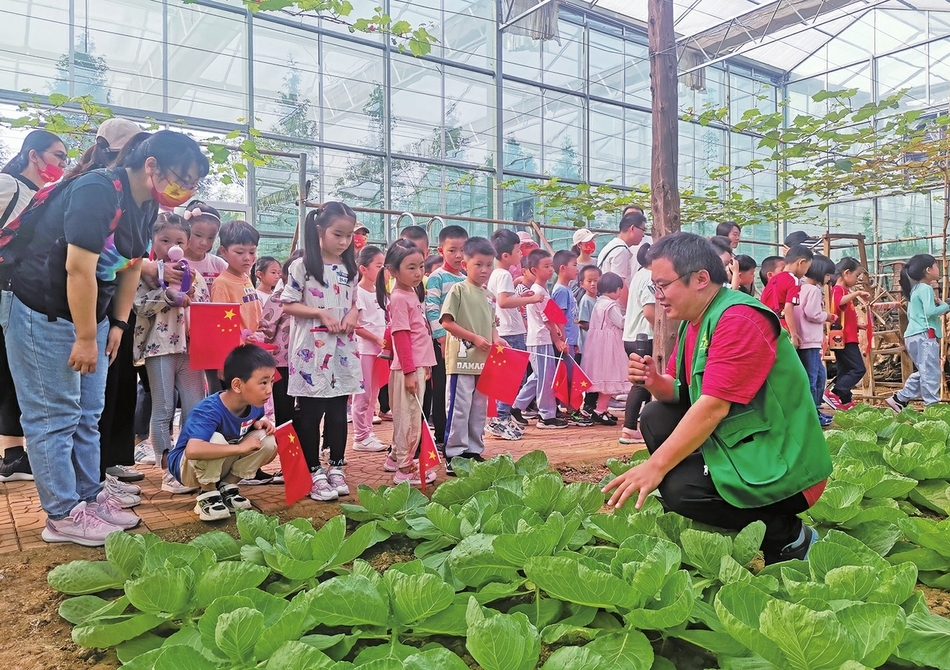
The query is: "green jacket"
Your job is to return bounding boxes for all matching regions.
[675,288,832,508]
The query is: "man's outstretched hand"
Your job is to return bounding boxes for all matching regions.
[602,460,665,510]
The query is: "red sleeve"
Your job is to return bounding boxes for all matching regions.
[392,330,415,371]
[700,306,778,404]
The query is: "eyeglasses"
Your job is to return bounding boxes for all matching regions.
[648,271,693,298]
[165,166,202,191]
[45,149,69,163]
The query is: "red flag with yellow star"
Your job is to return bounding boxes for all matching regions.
[274,421,311,505]
[476,345,530,405]
[552,356,592,410]
[189,303,242,370]
[418,419,442,494]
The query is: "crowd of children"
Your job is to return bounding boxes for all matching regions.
[2,145,929,549]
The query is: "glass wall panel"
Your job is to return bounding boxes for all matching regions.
[0,0,72,94]
[442,67,494,165]
[875,9,927,55]
[503,82,542,173]
[76,0,166,112]
[625,39,651,108]
[589,101,623,183]
[826,63,872,108]
[253,23,321,141]
[589,30,624,101]
[542,91,583,178]
[877,47,927,111]
[390,53,443,156]
[825,13,874,70]
[324,147,386,237]
[878,192,933,262]
[625,108,651,187]
[165,2,248,121]
[321,36,385,150]
[443,0,495,68]
[542,18,584,91]
[929,38,950,107]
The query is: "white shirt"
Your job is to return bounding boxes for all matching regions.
[623,266,656,341]
[0,174,37,225]
[487,268,526,336]
[597,237,634,285]
[526,283,552,347]
[355,285,387,355]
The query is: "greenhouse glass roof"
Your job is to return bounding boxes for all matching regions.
[587,0,950,74]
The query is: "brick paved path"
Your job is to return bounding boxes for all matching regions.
[0,419,639,553]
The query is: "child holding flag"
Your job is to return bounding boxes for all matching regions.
[440,237,506,474]
[379,240,437,485]
[168,345,278,522]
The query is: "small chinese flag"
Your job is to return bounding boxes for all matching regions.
[418,420,442,494]
[189,303,242,370]
[373,355,391,389]
[542,298,568,325]
[552,357,592,410]
[274,421,311,505]
[476,345,530,405]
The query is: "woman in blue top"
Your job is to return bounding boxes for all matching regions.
[4,130,209,547]
[887,254,950,411]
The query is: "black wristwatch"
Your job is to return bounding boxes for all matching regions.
[109,317,130,332]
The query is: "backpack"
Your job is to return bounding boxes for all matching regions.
[0,168,124,287]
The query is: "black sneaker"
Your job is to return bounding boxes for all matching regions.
[0,448,33,482]
[590,411,617,426]
[239,468,274,486]
[884,394,907,413]
[445,459,456,477]
[778,524,819,563]
[569,411,594,427]
[509,408,529,426]
[459,452,485,462]
[537,417,568,429]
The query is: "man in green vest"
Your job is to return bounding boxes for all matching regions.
[602,232,832,565]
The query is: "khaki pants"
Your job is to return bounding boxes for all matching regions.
[390,367,426,470]
[180,429,277,487]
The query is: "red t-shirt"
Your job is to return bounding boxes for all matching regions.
[763,272,800,320]
[667,303,827,505]
[831,285,859,343]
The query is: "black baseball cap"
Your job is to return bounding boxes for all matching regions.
[784,231,820,248]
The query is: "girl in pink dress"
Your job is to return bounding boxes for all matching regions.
[584,272,631,425]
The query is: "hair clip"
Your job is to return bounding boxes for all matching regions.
[182,207,219,222]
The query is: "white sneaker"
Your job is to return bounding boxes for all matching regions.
[326,467,349,496]
[309,471,339,502]
[194,490,230,521]
[161,472,199,495]
[92,491,141,529]
[352,435,387,452]
[102,478,141,508]
[42,502,123,547]
[105,473,140,496]
[105,464,145,482]
[372,414,382,424]
[133,440,155,465]
[217,483,253,510]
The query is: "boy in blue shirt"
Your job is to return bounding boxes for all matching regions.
[170,344,278,521]
[551,249,592,426]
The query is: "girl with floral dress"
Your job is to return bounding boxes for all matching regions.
[281,203,362,502]
[132,212,210,494]
[583,271,630,425]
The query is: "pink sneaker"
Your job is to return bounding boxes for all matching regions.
[91,491,141,530]
[822,390,843,410]
[383,454,399,472]
[393,469,422,485]
[42,502,124,547]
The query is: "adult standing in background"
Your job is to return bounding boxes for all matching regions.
[0,130,68,482]
[716,221,741,249]
[597,210,648,306]
[5,130,209,546]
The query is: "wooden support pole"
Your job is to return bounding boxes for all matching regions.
[649,0,681,370]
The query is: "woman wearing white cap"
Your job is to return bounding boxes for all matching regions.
[571,228,596,267]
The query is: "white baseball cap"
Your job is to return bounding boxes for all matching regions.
[572,228,595,245]
[96,118,142,152]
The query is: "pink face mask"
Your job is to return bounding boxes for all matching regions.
[579,241,596,255]
[353,233,367,251]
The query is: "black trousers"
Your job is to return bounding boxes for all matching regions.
[272,366,297,427]
[0,315,23,439]
[295,395,348,468]
[640,400,808,563]
[99,314,138,475]
[423,341,447,444]
[623,340,653,430]
[831,342,865,404]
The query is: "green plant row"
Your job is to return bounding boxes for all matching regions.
[48,443,950,669]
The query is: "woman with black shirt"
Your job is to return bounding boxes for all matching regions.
[0,130,67,482]
[4,130,209,547]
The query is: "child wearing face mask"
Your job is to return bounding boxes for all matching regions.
[133,212,210,495]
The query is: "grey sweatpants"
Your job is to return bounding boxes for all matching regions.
[897,332,942,406]
[444,373,488,458]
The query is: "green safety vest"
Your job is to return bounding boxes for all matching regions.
[675,287,832,508]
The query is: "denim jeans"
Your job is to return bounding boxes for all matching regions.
[898,332,941,406]
[495,332,526,419]
[796,347,826,410]
[4,296,108,519]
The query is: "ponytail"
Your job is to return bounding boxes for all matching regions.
[302,202,358,287]
[379,239,424,309]
[901,254,937,300]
